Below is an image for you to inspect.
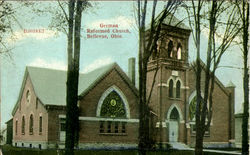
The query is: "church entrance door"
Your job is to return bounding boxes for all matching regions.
[169,121,178,142]
[168,107,179,142]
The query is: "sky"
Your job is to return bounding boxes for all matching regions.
[0,1,246,129]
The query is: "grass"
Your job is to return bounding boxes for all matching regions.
[1,144,240,155]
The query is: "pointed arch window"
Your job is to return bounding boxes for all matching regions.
[169,79,174,98]
[15,120,18,135]
[168,40,173,58]
[100,90,126,118]
[99,89,128,134]
[189,96,197,121]
[189,96,210,135]
[176,80,181,98]
[177,43,182,60]
[29,114,34,134]
[39,116,43,134]
[170,107,179,120]
[26,90,31,104]
[22,116,25,135]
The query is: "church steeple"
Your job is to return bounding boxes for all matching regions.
[149,13,191,71]
[146,12,191,144]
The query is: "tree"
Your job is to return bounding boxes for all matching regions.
[238,1,249,154]
[0,1,30,58]
[64,1,91,154]
[31,0,90,154]
[184,1,241,154]
[137,0,181,154]
[0,1,14,56]
[30,1,91,153]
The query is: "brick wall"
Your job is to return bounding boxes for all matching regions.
[188,69,231,145]
[78,68,139,144]
[12,75,48,144]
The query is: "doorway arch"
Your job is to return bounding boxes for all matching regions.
[167,105,182,142]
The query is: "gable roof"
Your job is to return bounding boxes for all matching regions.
[189,59,231,96]
[12,63,137,115]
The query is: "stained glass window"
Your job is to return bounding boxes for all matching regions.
[100,91,126,118]
[189,96,197,121]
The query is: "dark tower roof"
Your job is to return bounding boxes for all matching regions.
[156,11,191,31]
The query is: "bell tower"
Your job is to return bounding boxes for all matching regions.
[147,14,191,145]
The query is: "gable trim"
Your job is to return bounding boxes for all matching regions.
[79,63,138,99]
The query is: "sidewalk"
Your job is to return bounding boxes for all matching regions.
[203,149,241,155]
[170,142,241,155]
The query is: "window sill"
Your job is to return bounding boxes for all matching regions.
[39,132,42,135]
[99,133,127,136]
[191,133,210,137]
[29,132,33,135]
[168,97,182,101]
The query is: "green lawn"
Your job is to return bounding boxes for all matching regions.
[1,145,240,155]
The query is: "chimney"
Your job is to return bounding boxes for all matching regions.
[226,80,236,141]
[128,57,135,85]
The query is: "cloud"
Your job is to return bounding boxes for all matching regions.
[86,16,135,29]
[7,28,57,44]
[29,58,67,70]
[81,57,113,73]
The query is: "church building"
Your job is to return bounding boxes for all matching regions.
[11,14,235,149]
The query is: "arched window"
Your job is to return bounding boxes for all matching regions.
[170,107,179,120]
[100,90,126,118]
[15,120,18,135]
[26,90,31,104]
[189,96,197,121]
[167,40,173,58]
[189,96,210,134]
[29,114,33,134]
[36,98,39,109]
[22,116,25,134]
[176,80,181,98]
[177,43,182,60]
[39,116,42,134]
[169,79,174,98]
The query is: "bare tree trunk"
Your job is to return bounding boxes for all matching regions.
[241,1,249,154]
[192,1,203,154]
[73,0,83,147]
[65,1,75,154]
[65,0,83,154]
